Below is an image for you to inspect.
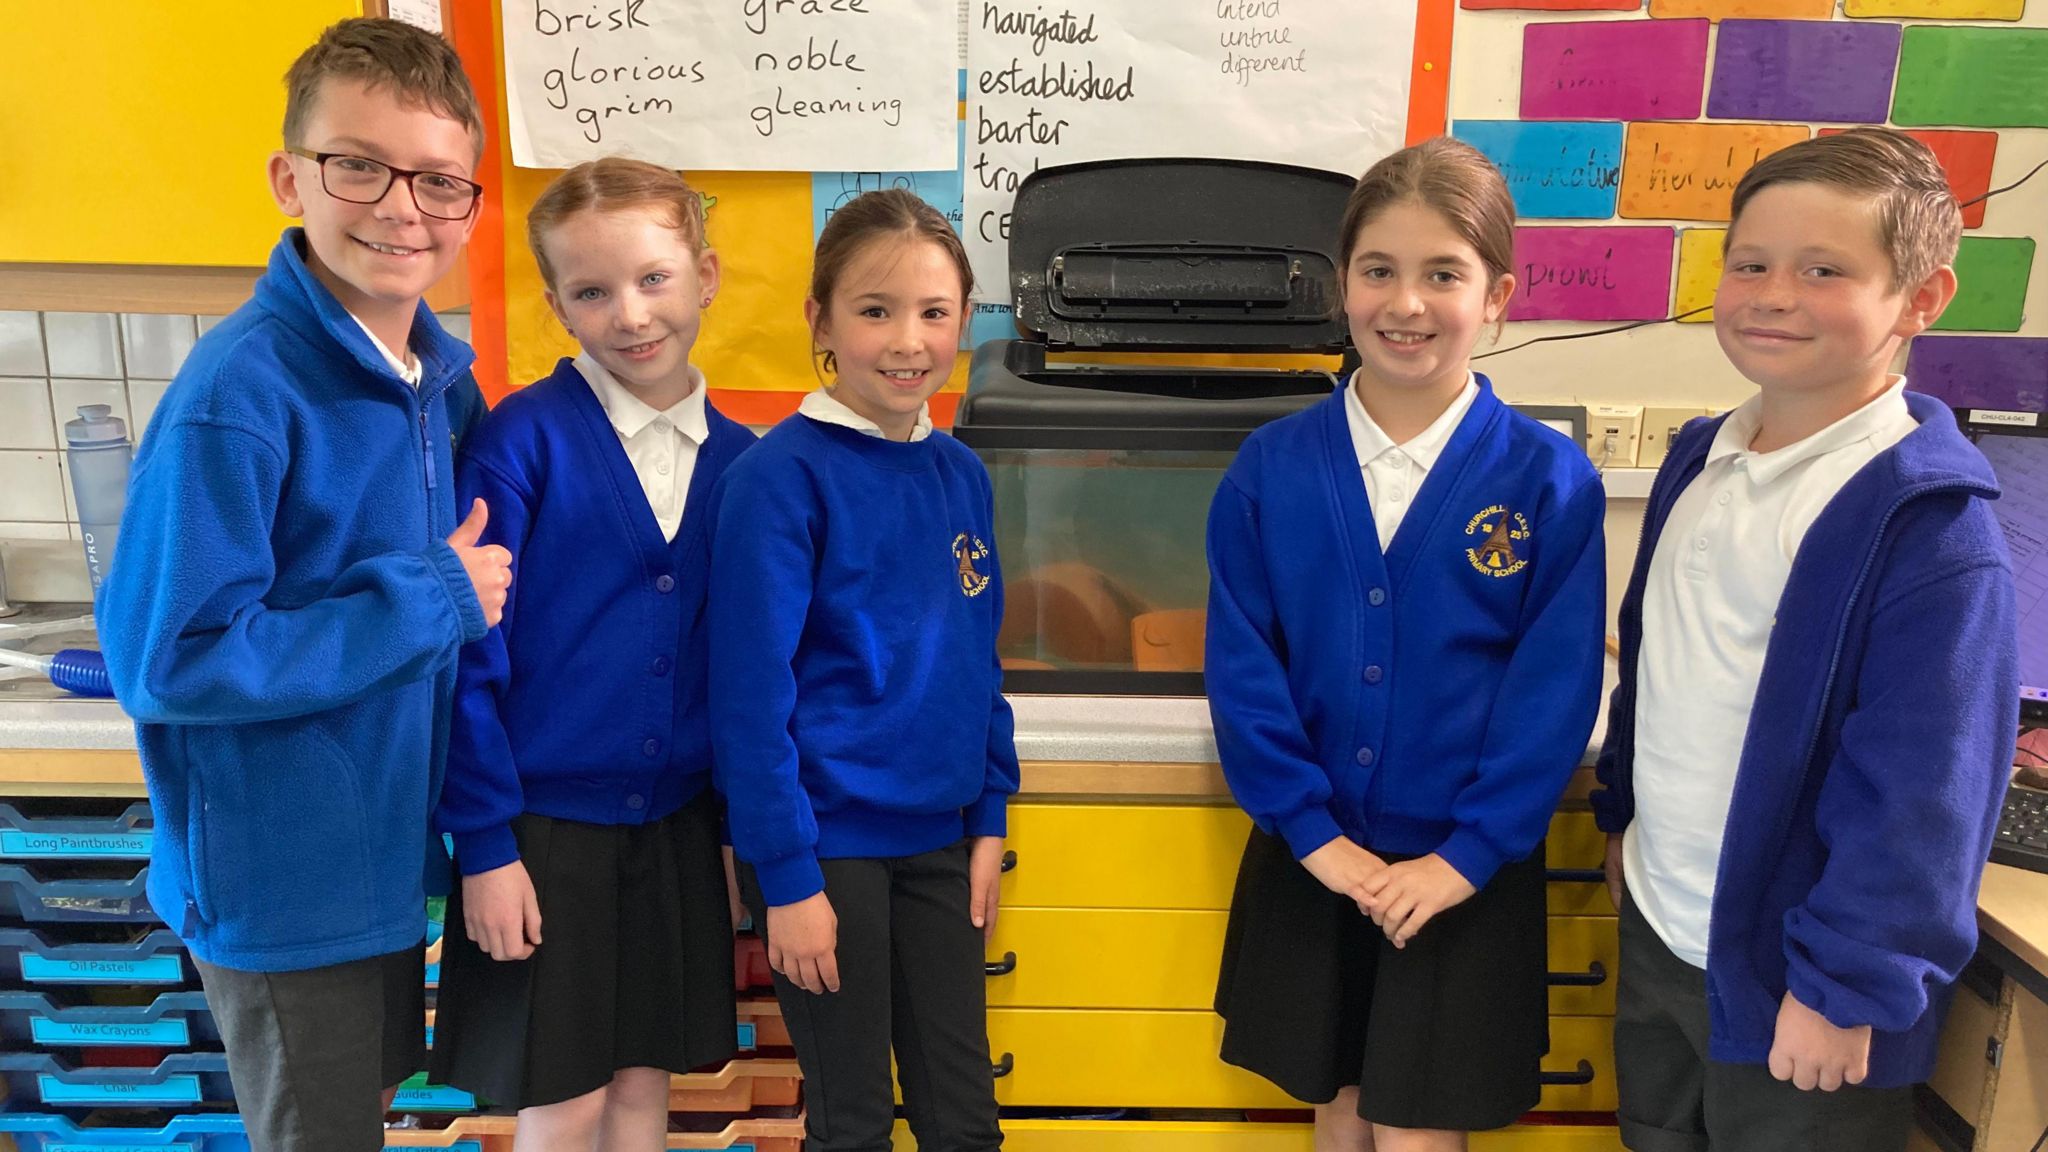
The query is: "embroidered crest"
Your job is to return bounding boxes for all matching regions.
[953,533,992,597]
[1464,504,1531,577]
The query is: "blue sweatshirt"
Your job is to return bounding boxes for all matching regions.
[1592,393,2017,1087]
[707,414,1020,906]
[96,229,488,973]
[438,359,756,875]
[1206,379,1606,890]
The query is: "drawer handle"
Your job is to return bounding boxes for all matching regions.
[992,1051,1014,1078]
[1546,868,1606,885]
[1546,960,1608,988]
[1001,850,1017,873]
[1540,1059,1596,1087]
[985,951,1018,977]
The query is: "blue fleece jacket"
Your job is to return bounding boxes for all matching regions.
[1206,378,1606,889]
[1592,392,2018,1087]
[437,359,756,875]
[707,414,1020,907]
[96,229,488,973]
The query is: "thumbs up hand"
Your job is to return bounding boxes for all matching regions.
[448,498,512,627]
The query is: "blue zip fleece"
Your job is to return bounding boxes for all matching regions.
[437,359,757,875]
[1592,392,2018,1087]
[1206,379,1607,889]
[96,229,488,973]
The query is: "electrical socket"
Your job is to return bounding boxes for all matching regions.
[1640,407,1713,468]
[1585,404,1644,469]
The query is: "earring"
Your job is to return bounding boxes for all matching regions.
[701,296,713,307]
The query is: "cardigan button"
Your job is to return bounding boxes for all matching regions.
[1367,587,1386,606]
[626,794,646,811]
[1363,665,1384,684]
[652,656,671,676]
[655,574,676,593]
[642,738,660,758]
[1355,747,1375,767]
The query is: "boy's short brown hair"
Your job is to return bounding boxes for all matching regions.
[283,17,485,161]
[1727,128,1962,291]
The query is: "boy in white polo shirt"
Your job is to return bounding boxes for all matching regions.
[1591,128,2019,1152]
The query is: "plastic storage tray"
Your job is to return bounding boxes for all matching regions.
[0,804,152,860]
[0,1113,250,1152]
[0,990,219,1048]
[0,1051,235,1108]
[0,865,156,923]
[0,928,194,987]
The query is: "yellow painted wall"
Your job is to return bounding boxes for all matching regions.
[1,2,361,266]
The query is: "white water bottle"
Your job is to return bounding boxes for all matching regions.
[65,404,132,590]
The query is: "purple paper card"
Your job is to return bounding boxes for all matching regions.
[1522,20,1709,121]
[1508,227,1676,322]
[1707,20,1902,124]
[1906,336,2048,413]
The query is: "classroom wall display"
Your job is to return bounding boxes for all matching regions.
[501,0,958,170]
[1448,0,2047,410]
[464,0,1455,413]
[455,0,2046,421]
[962,0,1419,300]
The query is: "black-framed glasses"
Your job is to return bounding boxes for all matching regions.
[285,147,483,221]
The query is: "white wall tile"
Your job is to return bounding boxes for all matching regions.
[0,451,67,521]
[0,522,69,541]
[55,455,78,524]
[437,312,472,342]
[196,315,230,336]
[51,380,132,441]
[0,378,56,450]
[43,313,123,379]
[128,381,173,444]
[121,314,198,379]
[0,536,92,602]
[0,313,45,377]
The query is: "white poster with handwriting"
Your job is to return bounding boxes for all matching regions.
[504,0,958,171]
[965,0,1415,298]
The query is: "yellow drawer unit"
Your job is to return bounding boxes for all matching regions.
[1547,915,1620,1017]
[893,1119,1625,1150]
[1005,803,1250,911]
[1012,803,1614,915]
[978,1008,1614,1112]
[1546,810,1616,917]
[984,908,1618,1017]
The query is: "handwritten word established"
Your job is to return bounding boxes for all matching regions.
[977,58,1136,101]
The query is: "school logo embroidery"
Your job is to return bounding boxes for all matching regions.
[953,533,992,597]
[1464,504,1531,577]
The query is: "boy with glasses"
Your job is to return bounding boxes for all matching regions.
[97,18,511,1152]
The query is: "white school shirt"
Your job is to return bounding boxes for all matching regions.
[798,387,934,443]
[575,352,709,543]
[349,315,421,388]
[1343,372,1479,550]
[1625,379,1918,969]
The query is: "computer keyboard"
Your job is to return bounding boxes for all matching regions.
[1991,779,2048,875]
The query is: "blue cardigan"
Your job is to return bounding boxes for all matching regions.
[1206,378,1606,890]
[437,359,757,875]
[96,229,488,972]
[707,415,1019,907]
[1592,392,2018,1086]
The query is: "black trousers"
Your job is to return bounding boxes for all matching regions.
[740,842,1003,1152]
[1613,895,1911,1152]
[194,943,425,1152]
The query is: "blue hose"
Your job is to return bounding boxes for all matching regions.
[47,649,114,698]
